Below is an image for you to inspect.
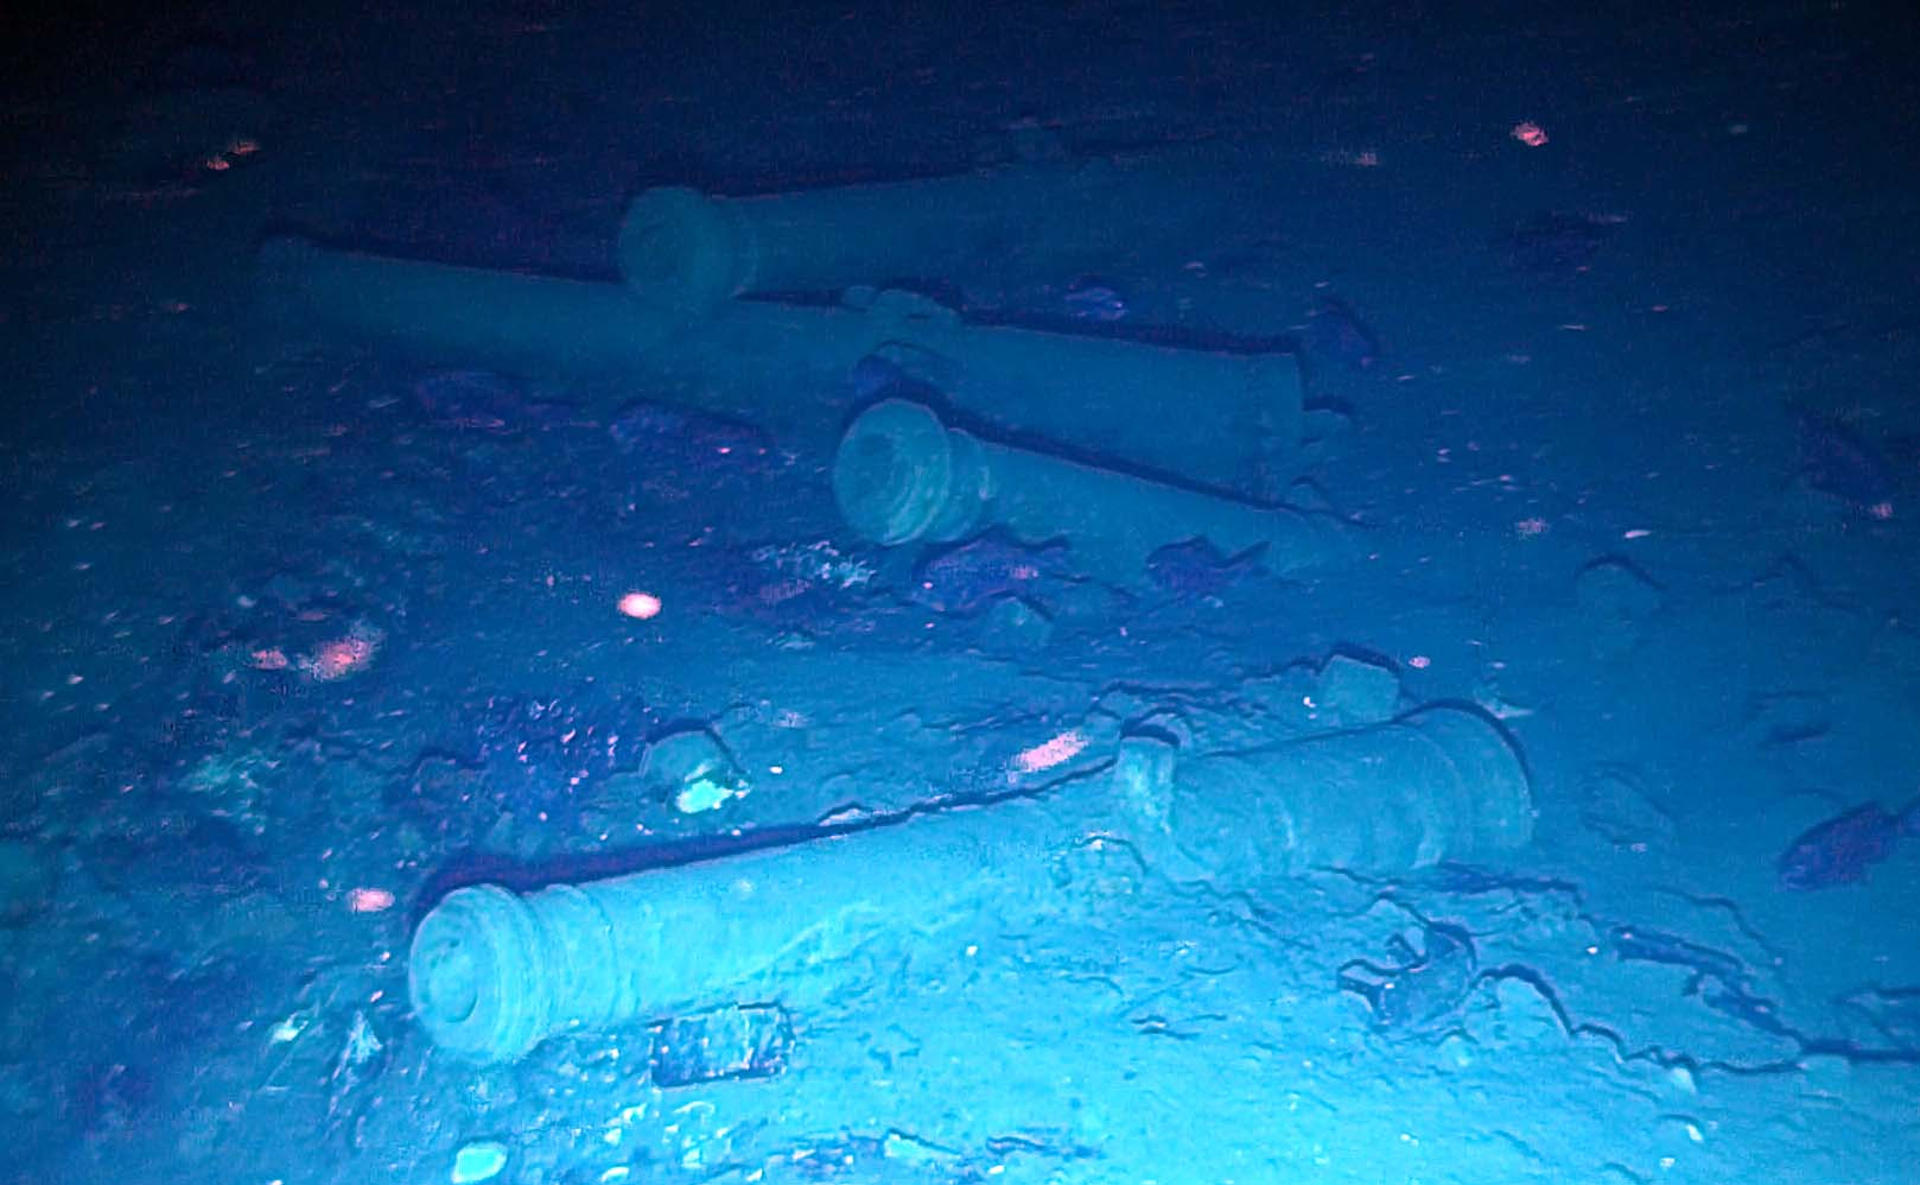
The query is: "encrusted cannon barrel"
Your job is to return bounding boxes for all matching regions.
[409,793,1086,1063]
[258,239,1301,499]
[410,706,1530,1062]
[831,398,1347,582]
[614,155,1247,314]
[1111,706,1535,883]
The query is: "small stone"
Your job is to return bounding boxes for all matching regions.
[673,775,743,815]
[451,1140,509,1184]
[643,728,746,811]
[1666,1063,1697,1096]
[1574,557,1663,622]
[1436,1032,1477,1068]
[1462,975,1565,1049]
[1574,557,1663,646]
[1315,651,1401,726]
[1112,735,1177,825]
[980,596,1054,650]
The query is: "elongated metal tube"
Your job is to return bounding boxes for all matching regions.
[832,398,1349,581]
[847,290,1299,498]
[410,706,1529,1062]
[410,794,1093,1063]
[1114,706,1534,883]
[615,156,1247,313]
[256,237,685,375]
[258,239,1300,498]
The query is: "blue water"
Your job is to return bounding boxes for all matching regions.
[2,3,1916,1182]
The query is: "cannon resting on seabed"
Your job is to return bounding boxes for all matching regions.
[410,704,1532,1063]
[259,155,1320,526]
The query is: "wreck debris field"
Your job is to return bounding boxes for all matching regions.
[2,3,1917,1184]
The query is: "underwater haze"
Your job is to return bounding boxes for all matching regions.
[3,1,1919,1182]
